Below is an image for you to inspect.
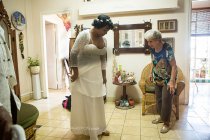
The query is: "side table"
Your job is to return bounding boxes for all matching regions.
[113,81,136,109]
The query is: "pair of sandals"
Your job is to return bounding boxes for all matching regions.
[152,118,170,133]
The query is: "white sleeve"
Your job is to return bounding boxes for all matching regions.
[70,31,88,67]
[100,38,107,70]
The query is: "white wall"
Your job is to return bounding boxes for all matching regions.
[3,0,78,99]
[3,0,191,104]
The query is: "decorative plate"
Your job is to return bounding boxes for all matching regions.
[11,11,26,31]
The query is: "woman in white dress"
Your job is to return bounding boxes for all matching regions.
[70,14,113,140]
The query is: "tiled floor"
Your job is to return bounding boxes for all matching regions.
[26,83,210,140]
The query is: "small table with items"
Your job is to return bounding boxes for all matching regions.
[113,81,136,110]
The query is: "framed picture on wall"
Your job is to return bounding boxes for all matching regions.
[158,19,177,33]
[162,37,175,51]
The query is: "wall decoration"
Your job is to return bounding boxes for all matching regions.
[11,11,26,31]
[74,24,83,37]
[19,32,24,59]
[158,19,177,33]
[57,12,71,32]
[113,22,152,54]
[162,37,175,51]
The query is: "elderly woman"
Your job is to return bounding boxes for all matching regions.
[144,29,177,133]
[70,14,113,140]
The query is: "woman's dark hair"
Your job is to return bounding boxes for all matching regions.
[92,14,114,29]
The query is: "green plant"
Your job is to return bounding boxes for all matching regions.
[27,57,40,68]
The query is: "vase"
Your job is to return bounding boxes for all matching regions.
[30,66,40,74]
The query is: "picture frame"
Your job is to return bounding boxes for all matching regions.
[162,37,175,51]
[158,19,177,33]
[113,22,152,54]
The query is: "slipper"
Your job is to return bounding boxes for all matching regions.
[160,125,170,133]
[152,118,163,124]
[102,130,110,136]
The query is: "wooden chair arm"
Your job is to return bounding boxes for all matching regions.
[139,80,146,93]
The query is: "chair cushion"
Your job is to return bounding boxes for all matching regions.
[17,103,39,129]
[145,85,155,93]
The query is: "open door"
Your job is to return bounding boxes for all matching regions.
[45,23,58,89]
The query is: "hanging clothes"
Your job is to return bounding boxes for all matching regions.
[0,26,20,116]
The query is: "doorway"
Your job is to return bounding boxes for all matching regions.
[45,22,58,89]
[190,2,210,105]
[42,13,72,97]
[190,8,210,82]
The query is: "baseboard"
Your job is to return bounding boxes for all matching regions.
[106,97,115,102]
[20,91,46,102]
[20,92,33,102]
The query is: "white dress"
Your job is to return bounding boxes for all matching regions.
[70,29,107,140]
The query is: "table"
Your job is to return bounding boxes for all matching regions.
[113,81,136,109]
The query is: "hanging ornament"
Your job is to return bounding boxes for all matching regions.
[57,12,71,32]
[19,32,24,59]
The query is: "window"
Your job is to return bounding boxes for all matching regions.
[191,9,210,36]
[191,8,210,81]
[190,36,210,79]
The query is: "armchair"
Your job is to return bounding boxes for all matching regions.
[17,103,39,140]
[139,63,185,120]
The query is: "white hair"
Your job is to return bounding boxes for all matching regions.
[144,29,162,41]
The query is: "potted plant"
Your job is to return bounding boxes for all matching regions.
[27,57,40,74]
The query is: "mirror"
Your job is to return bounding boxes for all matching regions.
[113,22,152,54]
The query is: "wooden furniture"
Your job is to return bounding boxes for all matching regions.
[69,37,75,61]
[113,82,136,109]
[0,0,20,97]
[139,63,185,120]
[69,37,75,53]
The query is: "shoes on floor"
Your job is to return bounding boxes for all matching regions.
[102,130,110,136]
[160,125,170,133]
[152,118,164,124]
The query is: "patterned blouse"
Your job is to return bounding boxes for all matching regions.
[149,43,175,85]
